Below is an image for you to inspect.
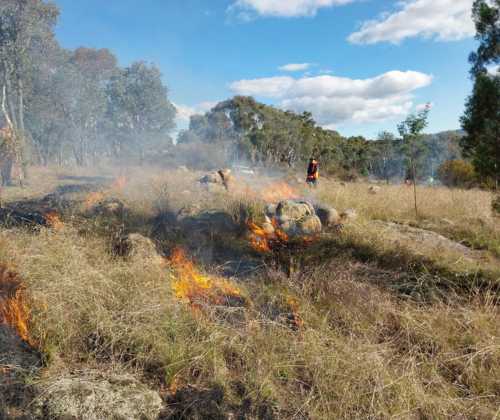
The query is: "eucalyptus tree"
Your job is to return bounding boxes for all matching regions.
[106,62,176,162]
[0,0,58,181]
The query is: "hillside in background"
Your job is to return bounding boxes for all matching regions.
[176,96,463,181]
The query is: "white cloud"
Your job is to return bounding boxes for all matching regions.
[196,101,219,113]
[348,0,475,45]
[279,63,312,72]
[229,0,354,18]
[230,70,433,125]
[174,103,197,125]
[230,76,295,98]
[487,64,500,76]
[416,102,434,112]
[173,101,220,132]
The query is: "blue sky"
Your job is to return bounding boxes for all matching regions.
[53,0,477,138]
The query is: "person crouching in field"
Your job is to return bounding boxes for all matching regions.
[306,158,319,188]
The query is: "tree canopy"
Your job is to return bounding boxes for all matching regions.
[461,0,500,188]
[0,0,176,178]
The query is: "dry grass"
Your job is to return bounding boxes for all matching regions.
[317,178,500,257]
[0,166,499,418]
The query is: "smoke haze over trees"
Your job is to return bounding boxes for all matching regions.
[0,0,176,185]
[0,0,491,187]
[177,96,463,181]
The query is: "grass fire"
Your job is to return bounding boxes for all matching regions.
[1,0,499,417]
[0,265,32,345]
[168,247,246,310]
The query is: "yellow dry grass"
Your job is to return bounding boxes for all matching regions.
[316,178,500,257]
[0,166,498,418]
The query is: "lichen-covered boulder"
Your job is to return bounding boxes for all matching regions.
[120,233,161,264]
[32,371,163,420]
[368,185,381,194]
[272,200,322,237]
[294,215,322,236]
[315,205,340,227]
[276,200,315,221]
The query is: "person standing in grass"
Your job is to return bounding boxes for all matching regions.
[306,158,319,188]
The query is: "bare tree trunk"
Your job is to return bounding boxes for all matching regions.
[4,76,17,130]
[1,85,14,186]
[17,78,28,182]
[412,158,418,219]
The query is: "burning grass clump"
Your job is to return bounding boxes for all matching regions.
[0,265,32,345]
[0,228,207,377]
[168,247,247,313]
[0,167,499,418]
[0,229,497,418]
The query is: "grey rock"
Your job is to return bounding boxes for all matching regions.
[315,205,340,227]
[32,371,163,420]
[276,200,314,220]
[295,215,322,236]
[123,233,159,260]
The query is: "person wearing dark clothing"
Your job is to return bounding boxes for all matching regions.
[306,158,319,187]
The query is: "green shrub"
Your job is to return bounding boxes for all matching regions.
[437,159,476,188]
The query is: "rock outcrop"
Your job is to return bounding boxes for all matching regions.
[269,200,322,237]
[315,205,340,228]
[32,371,163,420]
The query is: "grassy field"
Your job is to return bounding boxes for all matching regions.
[1,166,499,419]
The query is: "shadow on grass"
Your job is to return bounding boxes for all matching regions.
[161,382,278,420]
[56,174,110,184]
[297,234,500,302]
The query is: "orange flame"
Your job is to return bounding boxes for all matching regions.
[261,182,298,203]
[286,295,304,329]
[0,266,32,345]
[247,218,319,253]
[247,218,291,253]
[83,176,127,210]
[168,248,244,308]
[45,211,64,230]
[247,222,272,253]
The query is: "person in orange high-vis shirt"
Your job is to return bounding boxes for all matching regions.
[306,158,319,188]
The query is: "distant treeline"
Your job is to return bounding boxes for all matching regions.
[0,0,497,189]
[176,96,463,182]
